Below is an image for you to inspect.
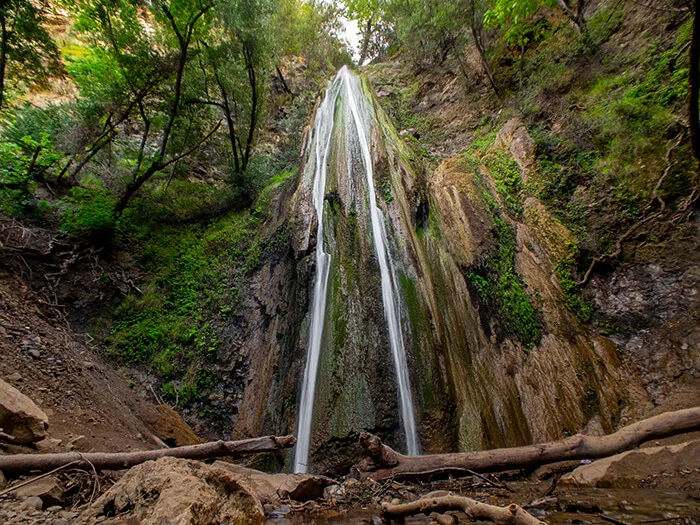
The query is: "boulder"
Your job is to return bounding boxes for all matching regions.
[12,475,65,507]
[0,379,49,443]
[213,462,335,504]
[559,439,700,488]
[148,405,201,447]
[85,457,265,525]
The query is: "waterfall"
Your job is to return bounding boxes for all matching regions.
[293,72,343,474]
[294,67,419,473]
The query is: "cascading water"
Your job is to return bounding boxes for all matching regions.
[293,67,419,474]
[343,71,420,457]
[293,74,343,474]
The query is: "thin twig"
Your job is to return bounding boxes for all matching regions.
[600,514,629,525]
[466,469,515,493]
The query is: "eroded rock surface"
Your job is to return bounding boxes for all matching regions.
[560,439,700,488]
[85,457,265,525]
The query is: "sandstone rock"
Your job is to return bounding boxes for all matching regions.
[12,475,65,507]
[0,379,49,443]
[148,405,201,447]
[214,461,335,503]
[560,439,700,488]
[494,117,536,181]
[85,457,265,525]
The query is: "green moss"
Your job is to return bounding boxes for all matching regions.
[554,240,595,322]
[482,151,524,216]
[467,214,541,348]
[398,271,435,410]
[581,387,600,420]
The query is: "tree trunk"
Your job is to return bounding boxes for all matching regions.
[691,2,700,163]
[358,14,374,65]
[468,0,500,98]
[382,495,544,525]
[352,407,700,481]
[242,40,257,172]
[557,0,585,32]
[276,65,294,96]
[0,14,7,110]
[0,435,295,475]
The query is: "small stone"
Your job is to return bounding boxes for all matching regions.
[268,506,291,519]
[82,361,95,370]
[46,506,62,513]
[23,496,43,511]
[372,516,383,525]
[391,498,400,506]
[13,475,65,507]
[28,349,41,359]
[4,372,22,382]
[69,435,89,452]
[36,438,63,452]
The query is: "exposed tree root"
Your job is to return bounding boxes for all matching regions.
[0,435,295,475]
[352,407,700,481]
[577,130,691,285]
[382,494,544,525]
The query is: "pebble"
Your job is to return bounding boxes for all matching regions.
[28,349,41,359]
[23,496,43,511]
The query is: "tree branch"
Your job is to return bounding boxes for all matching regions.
[0,435,295,475]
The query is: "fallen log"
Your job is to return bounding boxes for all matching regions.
[353,407,700,481]
[382,495,544,525]
[0,435,295,475]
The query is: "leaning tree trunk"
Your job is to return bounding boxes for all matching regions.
[358,15,374,65]
[352,407,700,481]
[0,435,295,475]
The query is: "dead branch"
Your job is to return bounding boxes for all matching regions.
[352,407,700,482]
[0,435,295,475]
[382,494,544,525]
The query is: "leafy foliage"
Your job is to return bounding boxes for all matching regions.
[0,0,62,108]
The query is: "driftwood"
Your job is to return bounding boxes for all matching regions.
[353,407,700,481]
[382,495,544,525]
[0,435,295,475]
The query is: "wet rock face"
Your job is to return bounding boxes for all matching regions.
[592,262,700,403]
[0,378,48,444]
[280,77,637,467]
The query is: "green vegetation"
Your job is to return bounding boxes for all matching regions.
[109,167,295,407]
[466,214,541,348]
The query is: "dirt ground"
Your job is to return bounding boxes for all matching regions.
[0,270,160,456]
